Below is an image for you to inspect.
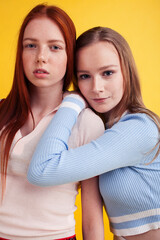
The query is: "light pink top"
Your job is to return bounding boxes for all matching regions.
[0,107,104,239]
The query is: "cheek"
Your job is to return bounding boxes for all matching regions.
[115,75,124,95]
[22,53,31,70]
[63,55,68,70]
[119,77,124,96]
[22,53,27,68]
[78,81,86,95]
[116,79,124,102]
[22,54,33,79]
[55,54,67,73]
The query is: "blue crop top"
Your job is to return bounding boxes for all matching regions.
[28,94,160,236]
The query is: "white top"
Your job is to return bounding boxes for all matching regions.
[0,106,104,240]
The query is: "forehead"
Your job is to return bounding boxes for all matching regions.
[23,17,65,41]
[76,41,120,69]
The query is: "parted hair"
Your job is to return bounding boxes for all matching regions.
[74,26,160,157]
[0,4,76,196]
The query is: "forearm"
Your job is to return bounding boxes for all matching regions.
[82,177,104,240]
[28,103,158,186]
[83,227,104,240]
[27,94,86,186]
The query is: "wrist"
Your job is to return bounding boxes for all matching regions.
[60,94,86,114]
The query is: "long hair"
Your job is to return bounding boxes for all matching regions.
[0,4,76,196]
[74,26,160,157]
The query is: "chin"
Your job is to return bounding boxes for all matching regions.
[92,107,106,114]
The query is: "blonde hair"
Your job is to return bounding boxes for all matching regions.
[74,27,160,159]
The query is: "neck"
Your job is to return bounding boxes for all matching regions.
[29,83,64,116]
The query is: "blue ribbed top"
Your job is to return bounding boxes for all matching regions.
[28,94,160,236]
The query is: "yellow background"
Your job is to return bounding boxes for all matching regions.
[1,0,160,239]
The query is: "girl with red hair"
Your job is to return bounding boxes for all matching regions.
[0,5,104,239]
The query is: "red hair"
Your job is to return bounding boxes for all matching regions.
[0,4,76,196]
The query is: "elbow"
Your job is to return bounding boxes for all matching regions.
[27,154,62,186]
[27,168,42,186]
[27,164,47,187]
[27,165,59,187]
[27,172,51,187]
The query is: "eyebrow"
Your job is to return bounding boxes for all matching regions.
[99,65,118,70]
[23,38,65,45]
[77,65,119,73]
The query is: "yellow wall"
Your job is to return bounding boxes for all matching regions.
[1,1,160,239]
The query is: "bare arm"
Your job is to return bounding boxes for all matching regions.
[81,176,104,240]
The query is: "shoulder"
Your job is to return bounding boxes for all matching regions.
[78,108,105,133]
[119,112,158,135]
[78,108,103,124]
[69,108,105,147]
[111,112,159,152]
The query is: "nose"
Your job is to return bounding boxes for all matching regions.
[92,76,104,93]
[36,47,48,64]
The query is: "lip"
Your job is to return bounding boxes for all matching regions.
[33,68,49,78]
[92,97,109,103]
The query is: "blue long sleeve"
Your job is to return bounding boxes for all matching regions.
[27,95,159,186]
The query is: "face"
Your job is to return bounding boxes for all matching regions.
[22,17,67,90]
[77,41,124,116]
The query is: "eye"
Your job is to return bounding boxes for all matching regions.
[103,70,113,76]
[24,43,36,49]
[78,74,90,80]
[50,45,61,51]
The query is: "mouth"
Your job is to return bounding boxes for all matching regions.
[33,69,49,79]
[33,69,49,74]
[93,97,110,103]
